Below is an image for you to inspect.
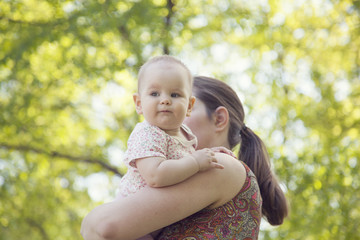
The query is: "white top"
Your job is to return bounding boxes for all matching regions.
[118,121,197,197]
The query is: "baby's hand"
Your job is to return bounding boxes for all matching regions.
[191,148,224,171]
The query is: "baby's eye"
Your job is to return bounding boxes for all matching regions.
[171,93,180,98]
[150,92,159,97]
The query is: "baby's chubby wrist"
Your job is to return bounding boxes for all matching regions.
[187,154,200,172]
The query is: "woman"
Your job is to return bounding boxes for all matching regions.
[81,76,288,239]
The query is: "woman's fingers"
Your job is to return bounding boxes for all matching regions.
[211,146,231,154]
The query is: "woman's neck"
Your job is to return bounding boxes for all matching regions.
[210,132,231,149]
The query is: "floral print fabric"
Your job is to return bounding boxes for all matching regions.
[118,121,197,197]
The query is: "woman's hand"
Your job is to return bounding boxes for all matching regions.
[210,146,236,158]
[191,148,225,171]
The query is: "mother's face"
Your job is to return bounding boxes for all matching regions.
[183,98,216,150]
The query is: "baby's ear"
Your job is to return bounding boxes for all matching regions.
[133,93,143,114]
[186,96,196,117]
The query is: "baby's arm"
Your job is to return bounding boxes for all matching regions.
[136,148,224,188]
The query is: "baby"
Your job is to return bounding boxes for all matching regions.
[117,55,224,239]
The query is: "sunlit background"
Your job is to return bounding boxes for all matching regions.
[0,0,359,239]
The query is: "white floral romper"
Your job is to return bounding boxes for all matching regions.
[117,121,197,197]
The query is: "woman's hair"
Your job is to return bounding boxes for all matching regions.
[193,76,288,225]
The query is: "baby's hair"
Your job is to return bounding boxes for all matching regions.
[137,55,193,91]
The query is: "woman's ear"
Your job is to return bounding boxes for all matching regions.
[213,106,229,132]
[133,93,143,114]
[186,96,196,117]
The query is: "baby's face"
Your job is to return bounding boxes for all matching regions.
[135,62,194,134]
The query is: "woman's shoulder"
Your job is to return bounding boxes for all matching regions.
[215,152,246,177]
[204,152,247,209]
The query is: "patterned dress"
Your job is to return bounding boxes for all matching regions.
[118,121,197,197]
[156,162,262,240]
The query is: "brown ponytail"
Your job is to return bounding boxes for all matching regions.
[239,126,288,225]
[193,76,288,225]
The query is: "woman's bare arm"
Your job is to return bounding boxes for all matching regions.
[80,153,245,240]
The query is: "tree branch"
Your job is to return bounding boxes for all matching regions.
[0,142,122,176]
[26,218,49,240]
[163,0,175,54]
[117,23,144,70]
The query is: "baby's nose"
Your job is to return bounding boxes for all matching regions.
[160,97,171,105]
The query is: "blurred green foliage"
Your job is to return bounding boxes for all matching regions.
[0,0,359,239]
